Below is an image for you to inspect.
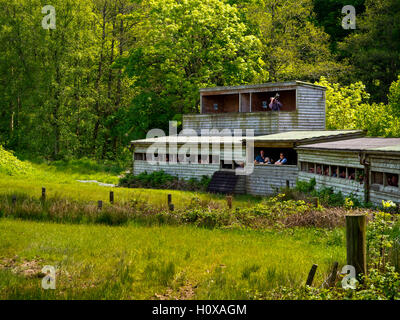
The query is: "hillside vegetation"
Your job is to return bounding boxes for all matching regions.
[0,146,32,176]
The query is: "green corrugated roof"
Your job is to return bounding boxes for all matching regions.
[245,130,363,142]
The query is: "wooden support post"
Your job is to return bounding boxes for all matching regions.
[110,191,114,204]
[306,264,318,286]
[41,187,46,202]
[98,200,103,210]
[286,180,290,188]
[167,194,174,211]
[346,215,367,277]
[226,195,233,209]
[326,261,339,288]
[12,195,16,207]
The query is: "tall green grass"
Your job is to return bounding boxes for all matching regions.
[0,219,345,300]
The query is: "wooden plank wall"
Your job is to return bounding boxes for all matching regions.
[369,155,400,204]
[298,150,365,199]
[298,150,400,205]
[298,172,365,199]
[298,150,363,168]
[133,160,220,180]
[246,165,299,196]
[184,85,326,135]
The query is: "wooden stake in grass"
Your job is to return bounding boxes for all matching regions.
[110,191,114,204]
[167,194,174,211]
[98,200,103,210]
[346,214,367,277]
[12,195,16,207]
[306,264,318,286]
[226,195,233,209]
[41,187,46,202]
[326,261,339,288]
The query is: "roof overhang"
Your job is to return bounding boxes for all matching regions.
[199,81,326,95]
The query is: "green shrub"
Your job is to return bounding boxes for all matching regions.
[295,178,316,193]
[119,171,210,192]
[0,146,33,176]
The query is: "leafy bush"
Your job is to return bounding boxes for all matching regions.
[296,178,316,193]
[0,146,33,176]
[294,178,367,208]
[119,171,211,192]
[254,211,400,300]
[0,193,346,229]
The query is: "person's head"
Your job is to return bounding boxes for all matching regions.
[280,153,284,159]
[260,150,265,156]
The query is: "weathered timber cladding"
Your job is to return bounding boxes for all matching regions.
[297,150,365,199]
[298,172,365,199]
[234,175,246,194]
[133,160,220,180]
[184,86,325,135]
[246,165,298,196]
[297,149,400,205]
[298,150,363,168]
[369,155,400,204]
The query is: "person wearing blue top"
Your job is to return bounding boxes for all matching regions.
[254,150,272,164]
[254,150,266,164]
[275,153,287,165]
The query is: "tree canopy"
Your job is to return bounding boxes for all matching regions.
[0,0,399,161]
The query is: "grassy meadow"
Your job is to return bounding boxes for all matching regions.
[0,219,345,300]
[0,160,260,210]
[0,157,348,299]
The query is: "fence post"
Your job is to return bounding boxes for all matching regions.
[41,187,46,202]
[12,195,16,207]
[226,195,233,209]
[98,200,103,210]
[326,261,339,288]
[346,214,367,277]
[110,191,114,204]
[306,264,318,286]
[167,194,174,211]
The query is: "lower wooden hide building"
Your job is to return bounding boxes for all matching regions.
[130,81,400,205]
[297,138,400,205]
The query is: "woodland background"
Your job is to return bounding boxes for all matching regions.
[1,0,400,162]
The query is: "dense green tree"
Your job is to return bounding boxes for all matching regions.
[313,0,365,52]
[317,77,400,137]
[123,0,264,138]
[246,0,345,82]
[0,0,139,160]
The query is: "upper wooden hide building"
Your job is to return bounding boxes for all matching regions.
[130,81,400,205]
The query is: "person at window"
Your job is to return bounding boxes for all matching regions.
[387,174,398,187]
[348,172,355,180]
[339,170,346,179]
[324,167,329,176]
[309,167,315,173]
[254,150,267,164]
[316,166,322,174]
[269,94,283,111]
[275,153,287,165]
[331,169,337,177]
